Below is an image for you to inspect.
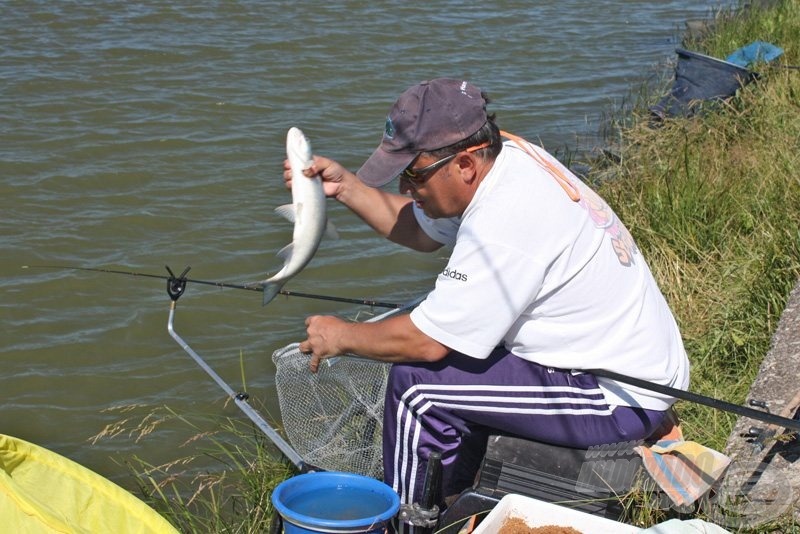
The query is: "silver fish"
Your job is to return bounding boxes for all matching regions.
[255,127,336,305]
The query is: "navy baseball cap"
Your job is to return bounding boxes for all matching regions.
[357,78,488,187]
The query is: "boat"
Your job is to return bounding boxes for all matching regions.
[0,434,178,534]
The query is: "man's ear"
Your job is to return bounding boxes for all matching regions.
[454,152,478,184]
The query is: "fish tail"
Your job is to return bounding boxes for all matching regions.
[262,282,283,306]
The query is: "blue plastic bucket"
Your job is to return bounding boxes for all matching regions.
[272,472,400,534]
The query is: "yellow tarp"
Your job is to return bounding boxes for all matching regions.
[0,434,178,534]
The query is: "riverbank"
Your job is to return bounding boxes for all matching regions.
[590,0,800,451]
[590,0,800,529]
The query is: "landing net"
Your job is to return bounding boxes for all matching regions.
[271,297,425,479]
[272,344,391,479]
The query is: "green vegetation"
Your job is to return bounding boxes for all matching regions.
[592,3,800,528]
[101,1,800,532]
[593,0,800,452]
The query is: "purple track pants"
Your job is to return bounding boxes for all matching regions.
[383,347,666,517]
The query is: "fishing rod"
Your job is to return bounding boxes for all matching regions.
[588,367,800,433]
[22,264,403,309]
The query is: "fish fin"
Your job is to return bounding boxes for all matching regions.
[262,282,283,306]
[277,243,293,261]
[275,204,296,223]
[325,219,339,240]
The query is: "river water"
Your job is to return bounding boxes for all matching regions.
[2,1,731,486]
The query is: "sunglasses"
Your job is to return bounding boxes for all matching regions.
[400,141,491,187]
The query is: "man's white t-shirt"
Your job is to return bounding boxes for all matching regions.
[409,140,689,411]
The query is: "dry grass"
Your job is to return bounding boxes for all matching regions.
[93,404,295,533]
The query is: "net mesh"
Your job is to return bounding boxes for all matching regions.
[272,343,391,479]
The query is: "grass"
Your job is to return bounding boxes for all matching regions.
[94,404,294,533]
[593,0,800,452]
[95,1,800,532]
[589,3,800,529]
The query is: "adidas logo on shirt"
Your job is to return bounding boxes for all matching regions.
[441,267,468,282]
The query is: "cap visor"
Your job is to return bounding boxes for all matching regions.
[357,146,416,187]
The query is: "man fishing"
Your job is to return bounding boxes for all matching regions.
[287,78,689,524]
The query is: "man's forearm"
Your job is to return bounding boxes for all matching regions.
[342,314,449,363]
[335,180,441,252]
